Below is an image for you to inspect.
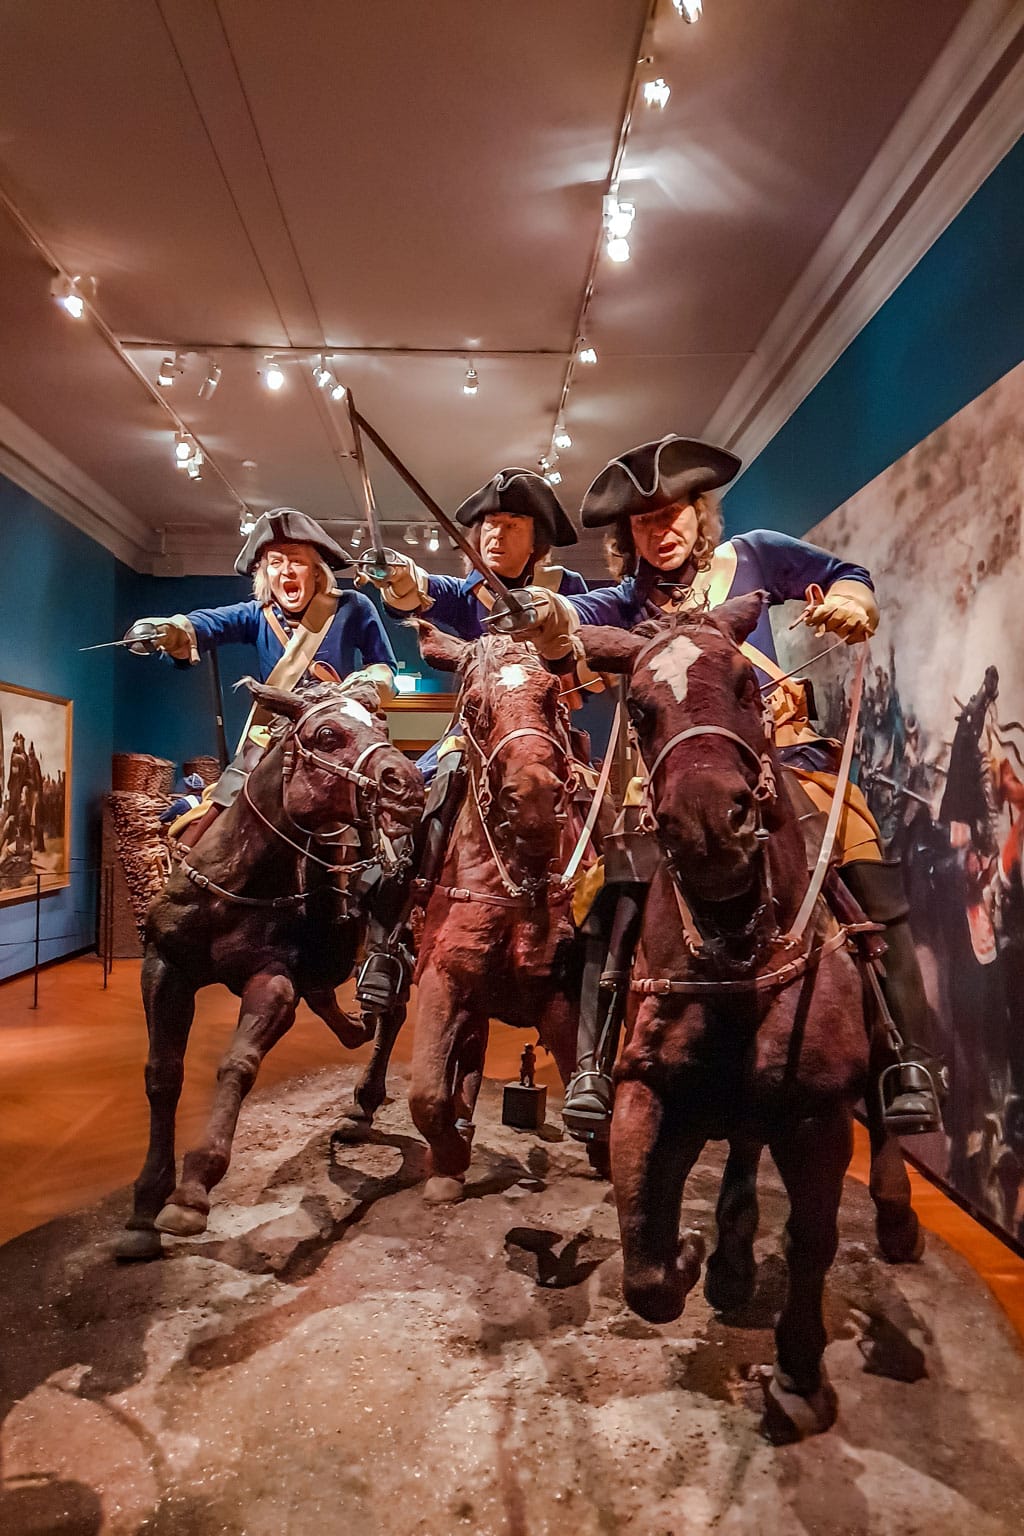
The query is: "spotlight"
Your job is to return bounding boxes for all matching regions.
[403,527,420,547]
[553,428,572,451]
[426,529,440,553]
[545,470,562,486]
[607,238,631,263]
[643,78,671,109]
[157,353,184,388]
[673,0,702,21]
[239,511,256,536]
[264,360,286,392]
[350,526,364,548]
[577,340,598,366]
[50,274,87,319]
[313,358,336,391]
[197,359,221,400]
[463,365,479,396]
[185,449,204,481]
[330,381,346,401]
[173,432,193,465]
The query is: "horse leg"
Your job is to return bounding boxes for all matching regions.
[864,1046,925,1263]
[155,970,298,1235]
[305,986,371,1050]
[116,951,195,1261]
[705,1137,762,1311]
[409,966,477,1203]
[762,1109,852,1443]
[335,1005,408,1140]
[611,1077,706,1323]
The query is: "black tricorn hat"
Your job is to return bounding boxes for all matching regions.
[234,508,352,576]
[455,468,578,547]
[580,435,741,528]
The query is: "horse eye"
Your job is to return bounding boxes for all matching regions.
[315,726,339,749]
[627,699,648,730]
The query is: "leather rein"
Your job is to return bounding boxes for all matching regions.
[181,693,401,909]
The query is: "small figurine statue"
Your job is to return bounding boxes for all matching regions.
[519,1043,537,1089]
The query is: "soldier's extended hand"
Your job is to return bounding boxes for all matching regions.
[799,584,876,645]
[124,616,196,660]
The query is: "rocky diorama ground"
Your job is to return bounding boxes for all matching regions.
[1,1066,1023,1535]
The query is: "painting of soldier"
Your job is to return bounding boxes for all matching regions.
[774,356,1024,1244]
[0,681,71,902]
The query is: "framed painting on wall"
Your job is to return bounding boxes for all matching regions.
[0,680,72,903]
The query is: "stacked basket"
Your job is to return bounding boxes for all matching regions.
[111,753,175,797]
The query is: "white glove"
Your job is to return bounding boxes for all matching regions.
[510,587,579,661]
[358,553,431,612]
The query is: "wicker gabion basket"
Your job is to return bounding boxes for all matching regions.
[111,753,175,797]
[106,790,173,933]
[183,755,222,786]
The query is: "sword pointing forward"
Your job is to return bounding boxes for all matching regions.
[79,622,170,653]
[345,401,531,633]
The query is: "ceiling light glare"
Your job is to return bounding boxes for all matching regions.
[643,77,671,109]
[577,341,598,365]
[198,359,221,400]
[603,195,635,242]
[673,0,702,21]
[239,511,256,536]
[545,470,562,486]
[264,360,286,392]
[463,365,479,397]
[350,526,364,548]
[330,381,346,401]
[313,359,336,391]
[607,237,631,263]
[426,529,440,553]
[553,428,572,450]
[174,432,193,464]
[403,526,420,547]
[50,274,88,319]
[157,353,183,388]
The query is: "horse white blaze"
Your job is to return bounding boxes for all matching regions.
[649,633,701,703]
[338,698,375,728]
[498,664,529,691]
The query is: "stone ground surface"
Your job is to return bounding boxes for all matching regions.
[1,1067,1023,1536]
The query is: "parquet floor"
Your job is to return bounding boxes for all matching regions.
[2,955,1022,1346]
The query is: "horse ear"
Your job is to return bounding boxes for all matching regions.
[575,626,646,675]
[242,677,305,721]
[713,590,766,646]
[414,620,473,675]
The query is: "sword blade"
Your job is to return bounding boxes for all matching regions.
[340,389,387,572]
[78,638,137,651]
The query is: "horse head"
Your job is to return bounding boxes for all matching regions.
[244,678,424,847]
[416,624,572,884]
[578,591,778,906]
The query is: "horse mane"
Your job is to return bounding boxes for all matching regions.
[463,633,559,735]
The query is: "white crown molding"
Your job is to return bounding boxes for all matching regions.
[0,401,157,571]
[707,0,1024,478]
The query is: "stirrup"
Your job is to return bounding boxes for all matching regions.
[355,948,409,1012]
[878,1061,943,1136]
[562,1069,614,1143]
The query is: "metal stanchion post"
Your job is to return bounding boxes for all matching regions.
[31,872,41,1009]
[101,866,109,989]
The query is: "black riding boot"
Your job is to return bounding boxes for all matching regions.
[355,752,466,1015]
[563,883,647,1141]
[840,859,943,1136]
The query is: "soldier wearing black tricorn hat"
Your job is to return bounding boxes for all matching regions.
[510,433,941,1142]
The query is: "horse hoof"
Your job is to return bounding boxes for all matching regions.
[423,1176,465,1205]
[761,1368,838,1444]
[877,1215,925,1265]
[680,1228,706,1294]
[704,1255,756,1313]
[332,1115,373,1144]
[154,1202,209,1236]
[115,1227,163,1262]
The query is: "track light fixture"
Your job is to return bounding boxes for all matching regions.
[239,511,256,536]
[350,526,364,548]
[642,78,671,109]
[264,359,286,392]
[185,449,204,481]
[173,431,193,465]
[50,273,88,319]
[553,427,572,451]
[330,380,346,401]
[313,357,337,392]
[577,340,598,366]
[403,526,420,547]
[157,353,184,388]
[673,0,702,21]
[603,195,635,263]
[426,529,440,553]
[545,470,562,486]
[197,358,221,400]
[463,365,479,396]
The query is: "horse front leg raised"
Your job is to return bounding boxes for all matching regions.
[611,1073,706,1324]
[705,1137,762,1312]
[116,950,196,1261]
[763,1107,852,1442]
[409,965,480,1204]
[155,969,298,1236]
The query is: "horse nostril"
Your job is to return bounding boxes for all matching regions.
[728,790,755,836]
[497,785,519,818]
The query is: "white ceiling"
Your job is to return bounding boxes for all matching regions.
[0,0,1022,581]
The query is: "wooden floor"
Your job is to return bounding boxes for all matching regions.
[2,954,1023,1346]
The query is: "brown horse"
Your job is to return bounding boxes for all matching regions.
[410,626,585,1202]
[577,593,920,1442]
[116,678,423,1261]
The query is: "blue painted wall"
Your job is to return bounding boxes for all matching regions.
[724,134,1024,538]
[0,477,116,980]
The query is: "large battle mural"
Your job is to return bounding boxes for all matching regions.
[774,358,1024,1244]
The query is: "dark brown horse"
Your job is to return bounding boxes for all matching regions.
[577,593,920,1442]
[410,626,585,1202]
[116,678,423,1261]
